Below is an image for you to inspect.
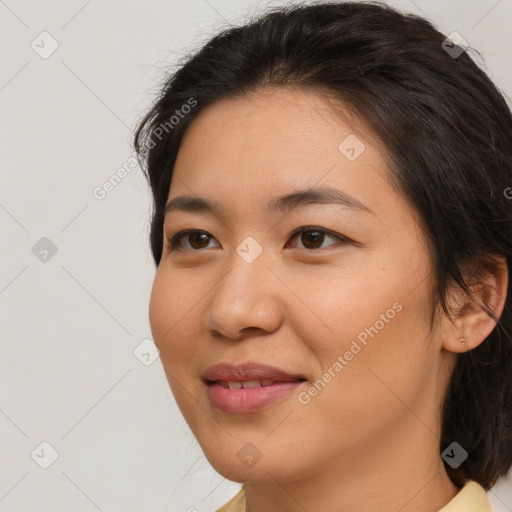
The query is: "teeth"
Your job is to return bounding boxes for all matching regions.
[217,379,276,388]
[241,380,261,389]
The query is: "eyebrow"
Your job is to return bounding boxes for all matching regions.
[164,185,375,217]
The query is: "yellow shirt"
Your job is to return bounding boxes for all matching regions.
[215,480,492,512]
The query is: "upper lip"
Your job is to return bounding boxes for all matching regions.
[202,362,307,383]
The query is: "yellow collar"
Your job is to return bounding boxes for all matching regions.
[215,480,492,512]
[438,481,492,512]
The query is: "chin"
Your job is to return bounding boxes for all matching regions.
[202,448,266,481]
[202,445,309,484]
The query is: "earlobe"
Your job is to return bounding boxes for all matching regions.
[442,255,508,354]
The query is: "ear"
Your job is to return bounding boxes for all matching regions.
[441,255,509,354]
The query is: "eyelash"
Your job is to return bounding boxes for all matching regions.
[166,226,350,252]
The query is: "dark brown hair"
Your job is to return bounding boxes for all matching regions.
[133,1,512,490]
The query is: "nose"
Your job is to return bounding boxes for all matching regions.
[203,249,284,341]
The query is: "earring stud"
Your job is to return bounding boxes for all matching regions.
[459,337,466,345]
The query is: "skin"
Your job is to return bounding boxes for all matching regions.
[148,86,508,512]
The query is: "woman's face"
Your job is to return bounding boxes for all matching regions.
[149,87,458,483]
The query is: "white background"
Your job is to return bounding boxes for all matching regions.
[1,0,511,510]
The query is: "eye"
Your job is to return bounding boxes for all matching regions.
[167,226,350,252]
[167,229,220,251]
[286,226,350,250]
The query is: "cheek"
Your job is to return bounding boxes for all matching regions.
[148,272,172,345]
[292,258,432,410]
[287,261,404,358]
[307,292,432,430]
[148,270,198,368]
[148,272,205,420]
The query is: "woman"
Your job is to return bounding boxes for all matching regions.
[133,2,512,511]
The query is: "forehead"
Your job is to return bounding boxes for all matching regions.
[168,86,401,223]
[177,86,376,163]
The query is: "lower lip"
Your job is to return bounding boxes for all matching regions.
[206,381,304,413]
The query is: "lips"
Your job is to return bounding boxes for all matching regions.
[202,362,307,413]
[202,362,307,384]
